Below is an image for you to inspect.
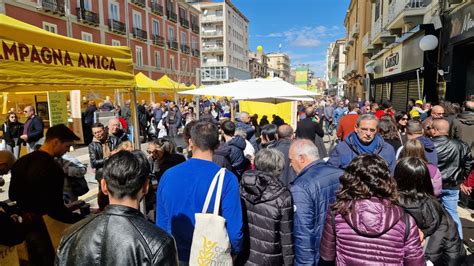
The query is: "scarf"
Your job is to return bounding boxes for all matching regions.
[348,132,381,154]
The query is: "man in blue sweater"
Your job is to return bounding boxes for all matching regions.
[156,121,243,263]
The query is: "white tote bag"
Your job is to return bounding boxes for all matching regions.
[189,168,233,266]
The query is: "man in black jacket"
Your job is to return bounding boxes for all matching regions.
[10,124,82,265]
[222,120,249,177]
[88,122,120,210]
[431,118,473,239]
[296,107,326,157]
[271,124,296,187]
[20,106,44,153]
[57,150,178,265]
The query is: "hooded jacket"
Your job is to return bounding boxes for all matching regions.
[213,144,233,172]
[270,139,296,187]
[224,136,250,176]
[328,132,396,172]
[432,135,473,188]
[319,198,425,265]
[399,196,465,265]
[238,170,294,266]
[417,136,438,166]
[450,112,474,155]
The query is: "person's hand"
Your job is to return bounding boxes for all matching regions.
[460,183,472,195]
[20,134,28,141]
[314,116,320,123]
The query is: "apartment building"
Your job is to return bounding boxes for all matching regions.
[190,0,250,85]
[267,53,291,81]
[342,0,371,100]
[0,0,201,85]
[359,0,442,110]
[326,39,346,96]
[248,50,268,79]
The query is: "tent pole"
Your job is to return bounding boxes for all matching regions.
[195,95,200,120]
[130,87,141,150]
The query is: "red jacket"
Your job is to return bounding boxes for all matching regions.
[336,113,358,140]
[464,170,474,187]
[375,109,395,120]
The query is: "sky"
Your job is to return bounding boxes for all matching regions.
[231,0,350,78]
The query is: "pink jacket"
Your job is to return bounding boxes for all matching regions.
[319,198,425,265]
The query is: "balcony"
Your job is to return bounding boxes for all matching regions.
[167,40,178,50]
[371,16,396,45]
[180,18,189,28]
[202,31,223,37]
[133,27,147,41]
[201,15,224,23]
[109,19,126,35]
[351,23,360,38]
[202,45,224,52]
[348,35,354,46]
[167,10,177,23]
[131,0,146,8]
[42,0,65,16]
[387,0,429,32]
[76,8,99,26]
[151,2,164,16]
[152,34,165,46]
[191,23,199,33]
[203,61,224,67]
[192,48,200,57]
[181,44,190,54]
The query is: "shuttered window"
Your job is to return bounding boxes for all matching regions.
[391,81,408,112]
[375,83,383,103]
[408,79,423,102]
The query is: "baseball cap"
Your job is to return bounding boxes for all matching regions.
[415,100,423,105]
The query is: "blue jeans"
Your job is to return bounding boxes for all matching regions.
[441,189,463,239]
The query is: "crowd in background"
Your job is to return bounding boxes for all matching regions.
[0,93,473,265]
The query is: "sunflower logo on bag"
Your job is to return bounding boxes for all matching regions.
[197,237,217,266]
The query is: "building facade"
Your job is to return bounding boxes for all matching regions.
[266,53,291,81]
[0,0,201,85]
[342,0,371,100]
[248,50,268,79]
[190,0,250,85]
[325,39,346,96]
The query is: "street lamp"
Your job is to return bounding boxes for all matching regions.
[419,35,438,51]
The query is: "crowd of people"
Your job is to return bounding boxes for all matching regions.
[0,94,473,265]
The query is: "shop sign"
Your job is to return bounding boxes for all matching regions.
[383,45,403,77]
[449,3,474,40]
[47,92,68,127]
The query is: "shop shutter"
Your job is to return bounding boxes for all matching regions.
[408,78,423,102]
[375,84,382,103]
[382,83,391,101]
[391,81,408,112]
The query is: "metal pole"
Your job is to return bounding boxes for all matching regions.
[130,88,141,149]
[416,69,421,100]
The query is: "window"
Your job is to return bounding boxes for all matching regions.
[111,39,121,46]
[78,0,92,10]
[81,32,93,42]
[152,20,160,36]
[133,11,142,29]
[168,26,175,41]
[136,46,143,67]
[191,37,197,50]
[170,55,175,71]
[181,32,186,45]
[43,22,57,34]
[166,0,174,12]
[154,51,161,69]
[109,2,119,20]
[182,60,187,72]
[179,7,186,20]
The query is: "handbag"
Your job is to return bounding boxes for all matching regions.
[189,168,233,266]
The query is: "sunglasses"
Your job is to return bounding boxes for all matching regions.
[400,117,408,121]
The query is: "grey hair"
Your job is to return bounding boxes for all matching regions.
[234,128,247,139]
[254,148,285,177]
[356,114,378,127]
[291,139,319,160]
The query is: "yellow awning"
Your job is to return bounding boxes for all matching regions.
[135,72,161,91]
[0,14,135,91]
[156,75,195,91]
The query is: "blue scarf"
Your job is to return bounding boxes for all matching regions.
[348,132,382,154]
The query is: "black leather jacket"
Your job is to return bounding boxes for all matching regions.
[432,136,473,188]
[56,205,178,265]
[88,137,120,180]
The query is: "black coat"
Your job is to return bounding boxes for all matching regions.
[83,106,97,125]
[224,136,249,177]
[295,117,324,142]
[57,205,178,265]
[2,122,23,147]
[213,144,234,172]
[238,170,294,266]
[400,196,466,265]
[88,137,120,180]
[268,139,296,187]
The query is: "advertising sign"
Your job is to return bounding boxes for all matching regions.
[47,92,68,127]
[383,45,403,77]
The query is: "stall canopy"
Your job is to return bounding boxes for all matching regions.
[178,77,317,100]
[156,75,195,92]
[135,72,161,91]
[0,14,135,92]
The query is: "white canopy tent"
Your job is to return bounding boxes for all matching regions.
[178,77,317,100]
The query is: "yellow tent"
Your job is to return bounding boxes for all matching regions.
[156,75,195,91]
[0,14,135,91]
[135,72,161,91]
